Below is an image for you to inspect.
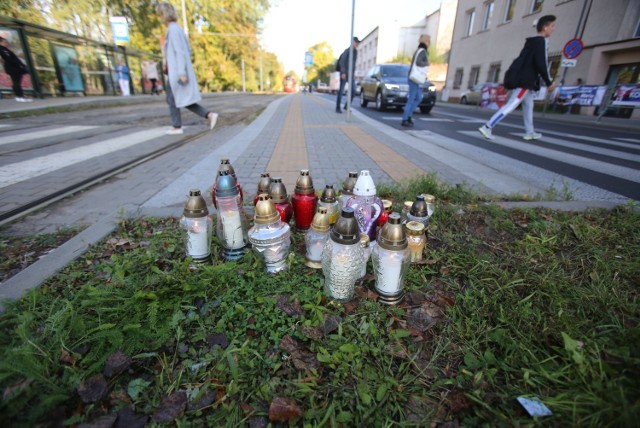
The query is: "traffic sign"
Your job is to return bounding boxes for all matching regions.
[563,38,583,59]
[304,51,314,66]
[561,58,577,68]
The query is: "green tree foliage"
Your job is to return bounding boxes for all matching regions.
[389,46,445,65]
[304,42,334,86]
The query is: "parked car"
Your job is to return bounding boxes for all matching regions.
[359,63,436,113]
[459,82,500,105]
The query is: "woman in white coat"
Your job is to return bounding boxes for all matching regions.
[157,2,218,135]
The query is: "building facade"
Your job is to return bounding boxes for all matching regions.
[443,0,640,118]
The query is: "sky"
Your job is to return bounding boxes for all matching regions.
[261,0,443,78]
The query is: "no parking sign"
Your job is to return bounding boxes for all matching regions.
[563,38,583,59]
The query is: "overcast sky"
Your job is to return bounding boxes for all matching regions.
[260,0,443,77]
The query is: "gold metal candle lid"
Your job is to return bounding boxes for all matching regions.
[257,173,271,194]
[377,213,408,250]
[183,189,209,218]
[422,194,435,204]
[270,177,288,203]
[254,193,280,224]
[321,185,337,203]
[382,199,393,213]
[330,207,360,244]
[405,221,425,236]
[403,201,413,211]
[410,195,428,217]
[218,158,237,179]
[342,171,358,194]
[310,206,330,232]
[359,232,370,248]
[294,169,315,195]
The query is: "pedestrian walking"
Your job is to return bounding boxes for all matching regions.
[143,60,160,95]
[156,2,218,135]
[116,61,131,96]
[478,15,557,141]
[0,35,31,102]
[401,34,430,127]
[335,36,360,114]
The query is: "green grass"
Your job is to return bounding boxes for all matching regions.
[0,177,638,426]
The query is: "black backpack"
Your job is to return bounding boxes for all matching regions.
[335,52,344,72]
[503,46,531,90]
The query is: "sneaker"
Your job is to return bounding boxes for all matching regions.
[208,112,218,130]
[523,132,542,140]
[408,117,414,125]
[401,120,412,127]
[15,97,25,102]
[478,125,494,140]
[165,127,184,135]
[335,107,342,114]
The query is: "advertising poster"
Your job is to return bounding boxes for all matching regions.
[51,44,84,92]
[480,84,508,110]
[556,85,607,106]
[0,28,33,90]
[611,84,640,107]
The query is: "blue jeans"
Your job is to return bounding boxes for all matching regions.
[402,81,423,121]
[336,76,355,109]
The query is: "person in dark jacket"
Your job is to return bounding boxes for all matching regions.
[402,34,430,127]
[335,36,359,113]
[479,15,557,141]
[0,36,31,102]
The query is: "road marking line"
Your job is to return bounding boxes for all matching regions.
[266,95,307,190]
[0,128,166,189]
[458,130,640,183]
[0,125,98,147]
[507,132,640,162]
[615,137,640,144]
[340,126,424,182]
[417,118,454,122]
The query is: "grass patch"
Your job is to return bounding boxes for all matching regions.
[0,226,83,282]
[0,176,638,426]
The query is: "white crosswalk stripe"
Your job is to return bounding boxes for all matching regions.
[0,125,98,147]
[614,137,640,144]
[459,130,640,183]
[0,128,166,189]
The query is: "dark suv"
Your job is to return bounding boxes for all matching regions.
[359,63,436,113]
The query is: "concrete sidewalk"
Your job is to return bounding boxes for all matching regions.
[0,92,628,310]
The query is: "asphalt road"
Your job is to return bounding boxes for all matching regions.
[322,92,640,201]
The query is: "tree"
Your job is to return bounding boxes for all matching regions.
[304,42,334,86]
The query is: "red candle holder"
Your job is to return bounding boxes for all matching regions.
[291,169,318,231]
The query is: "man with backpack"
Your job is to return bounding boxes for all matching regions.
[478,15,557,141]
[335,36,360,114]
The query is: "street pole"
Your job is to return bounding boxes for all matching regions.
[181,0,189,36]
[559,0,590,86]
[347,0,356,121]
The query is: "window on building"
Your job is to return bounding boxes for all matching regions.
[487,63,501,83]
[504,0,516,22]
[453,68,464,89]
[482,1,494,31]
[548,54,561,82]
[468,66,480,89]
[530,0,544,13]
[465,9,475,36]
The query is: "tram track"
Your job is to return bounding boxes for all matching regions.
[0,131,203,227]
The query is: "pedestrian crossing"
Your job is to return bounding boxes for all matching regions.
[0,125,98,147]
[0,127,166,189]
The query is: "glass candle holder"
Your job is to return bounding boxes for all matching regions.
[372,213,410,305]
[407,194,430,227]
[248,194,291,273]
[318,184,340,225]
[405,221,426,263]
[304,206,330,269]
[211,158,243,208]
[269,177,293,223]
[345,170,383,242]
[180,189,212,263]
[339,171,358,209]
[253,172,271,205]
[321,207,364,303]
[214,171,249,261]
[291,169,318,230]
[401,201,413,223]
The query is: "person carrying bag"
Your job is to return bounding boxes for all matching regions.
[402,34,430,127]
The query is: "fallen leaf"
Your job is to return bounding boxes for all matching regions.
[187,389,216,411]
[268,396,303,422]
[280,335,319,371]
[77,374,108,404]
[300,326,323,341]
[152,392,188,423]
[59,349,77,366]
[355,286,378,300]
[320,315,342,335]
[103,350,132,378]
[77,413,117,428]
[2,378,33,400]
[276,295,306,316]
[115,407,147,428]
[207,333,229,349]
